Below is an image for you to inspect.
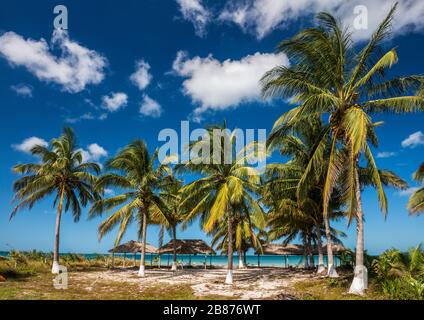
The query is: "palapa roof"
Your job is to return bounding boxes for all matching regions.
[256,244,304,255]
[320,244,345,255]
[108,240,157,254]
[158,239,216,255]
[256,243,346,255]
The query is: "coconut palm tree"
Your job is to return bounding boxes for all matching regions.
[264,117,345,275]
[11,128,100,273]
[90,140,170,277]
[408,162,424,214]
[261,4,423,294]
[263,161,346,271]
[210,200,266,269]
[178,124,263,284]
[153,176,187,271]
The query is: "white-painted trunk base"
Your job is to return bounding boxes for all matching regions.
[317,264,326,274]
[349,266,368,295]
[138,265,145,277]
[52,261,60,274]
[171,262,177,271]
[327,264,339,278]
[225,270,233,285]
[238,257,245,269]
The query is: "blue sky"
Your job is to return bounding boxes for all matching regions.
[0,0,423,255]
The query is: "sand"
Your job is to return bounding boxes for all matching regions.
[72,267,319,300]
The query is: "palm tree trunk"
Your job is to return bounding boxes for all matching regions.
[302,234,309,269]
[225,211,234,284]
[52,188,65,274]
[324,210,338,277]
[315,222,326,274]
[238,246,245,269]
[349,167,368,295]
[171,225,177,271]
[308,234,315,268]
[138,207,148,277]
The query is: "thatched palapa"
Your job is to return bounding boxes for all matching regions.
[109,240,157,254]
[256,243,346,255]
[158,239,216,255]
[320,244,345,255]
[255,244,304,255]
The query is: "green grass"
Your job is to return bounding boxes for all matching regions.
[0,253,404,300]
[293,276,387,300]
[0,269,226,300]
[0,257,230,300]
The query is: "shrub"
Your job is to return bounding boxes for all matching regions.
[373,244,424,300]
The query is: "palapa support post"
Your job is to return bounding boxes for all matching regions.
[108,241,158,272]
[157,239,216,271]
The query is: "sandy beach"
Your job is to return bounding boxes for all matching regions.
[1,1,423,303]
[71,267,316,300]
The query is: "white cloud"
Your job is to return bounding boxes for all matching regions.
[176,0,211,37]
[130,59,152,90]
[77,149,92,163]
[98,113,108,120]
[84,98,97,108]
[87,143,108,160]
[0,30,107,93]
[102,92,128,112]
[12,137,48,154]
[139,95,163,118]
[104,188,115,196]
[399,187,420,197]
[65,112,108,124]
[11,84,33,97]
[402,131,424,148]
[65,113,94,123]
[77,143,108,163]
[172,50,288,116]
[377,151,397,159]
[219,0,424,41]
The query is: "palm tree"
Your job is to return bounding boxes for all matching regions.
[263,161,346,271]
[178,124,263,284]
[264,117,345,275]
[11,128,100,273]
[153,176,187,271]
[210,200,266,269]
[408,162,424,214]
[90,140,170,277]
[261,4,423,294]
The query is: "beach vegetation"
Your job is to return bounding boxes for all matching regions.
[89,140,172,277]
[408,162,424,214]
[260,3,422,294]
[177,123,263,284]
[10,128,101,274]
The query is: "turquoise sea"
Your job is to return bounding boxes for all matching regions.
[0,251,340,268]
